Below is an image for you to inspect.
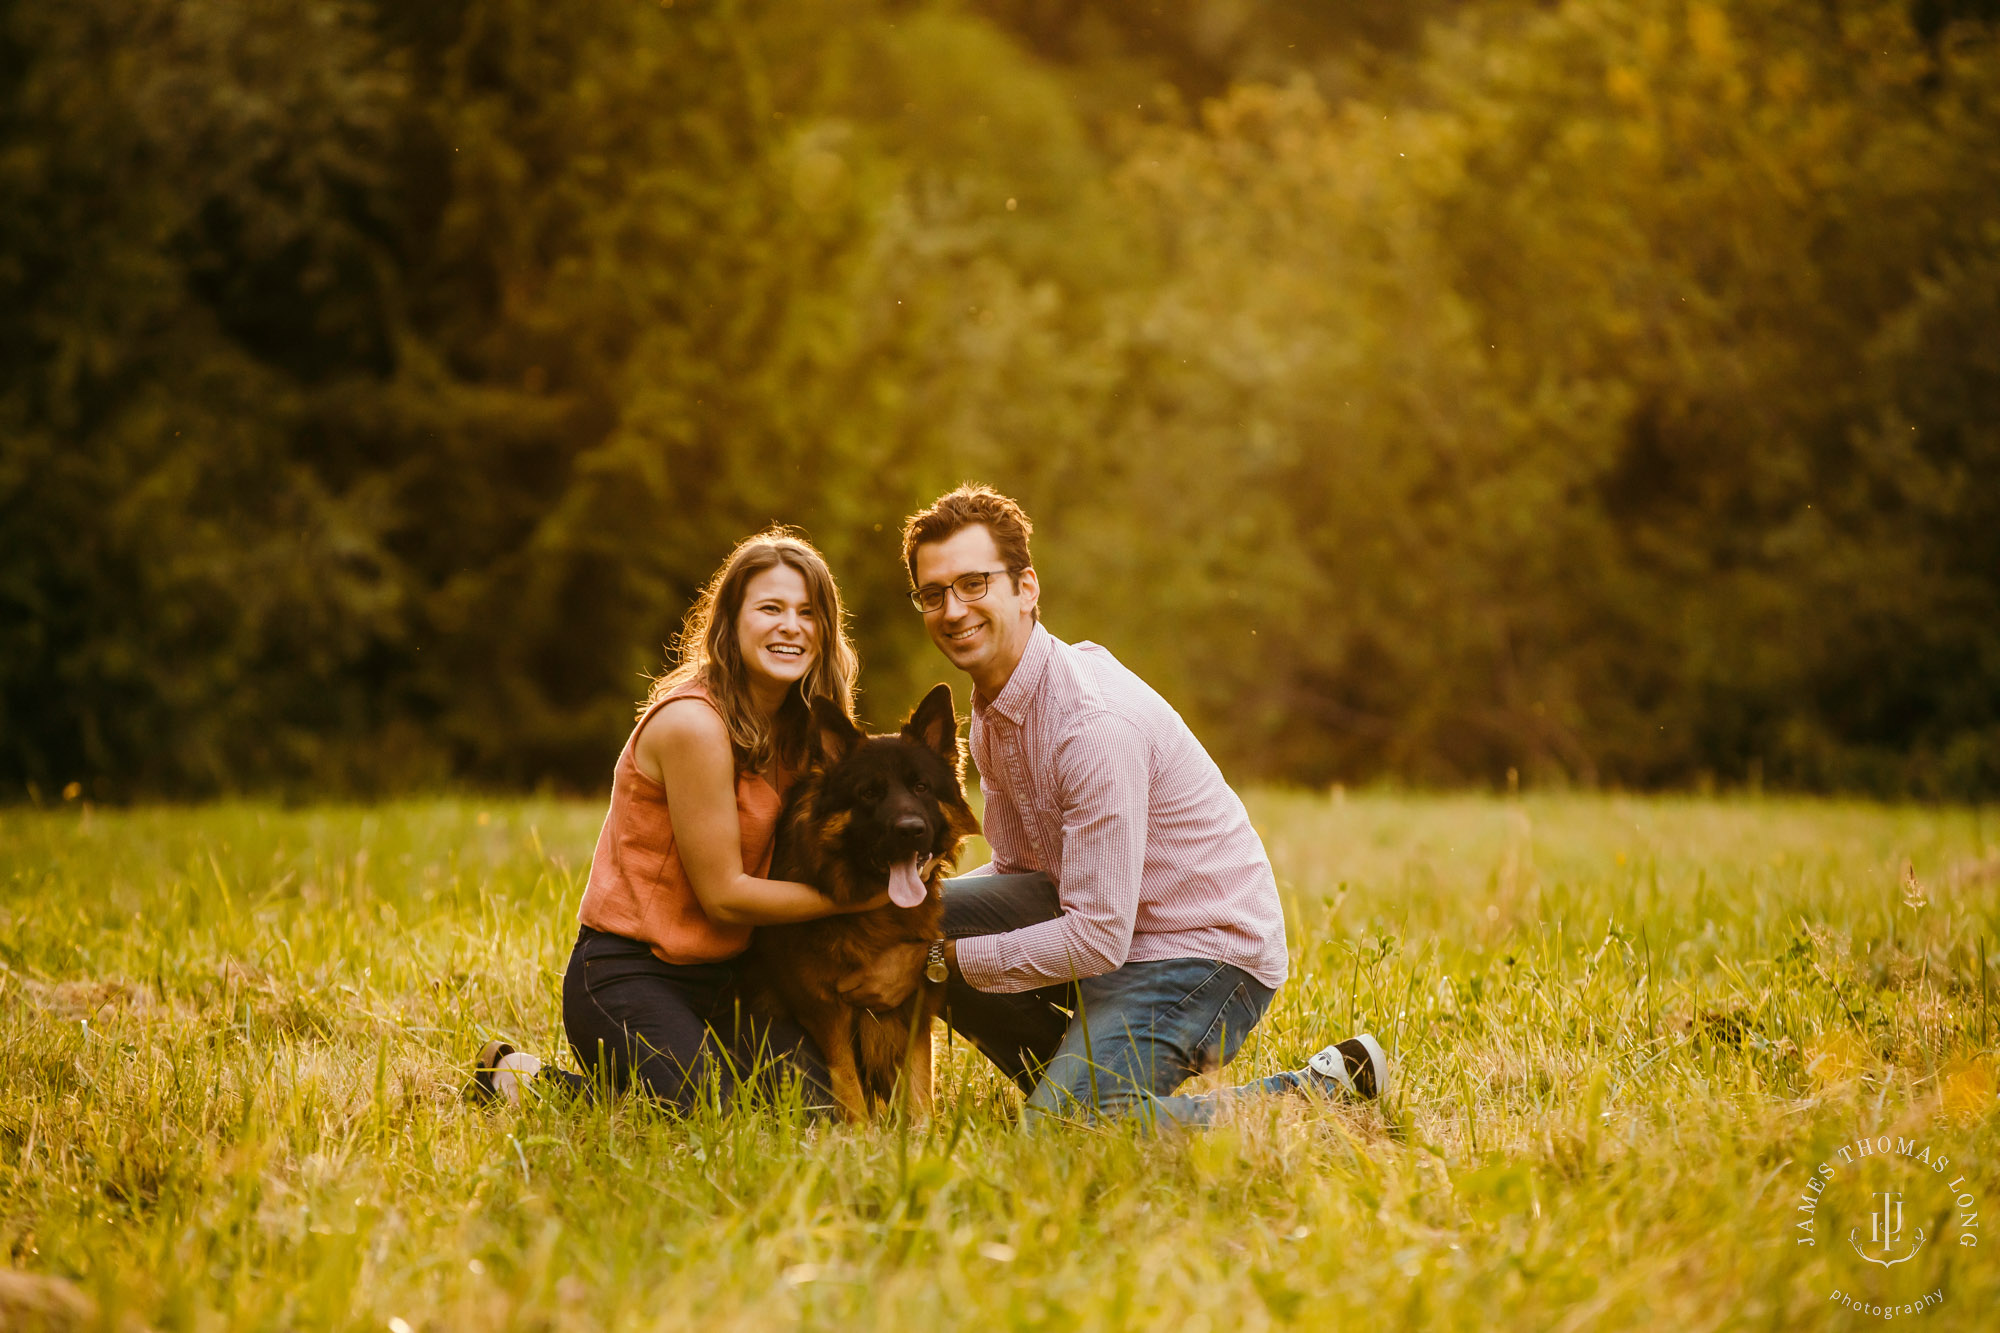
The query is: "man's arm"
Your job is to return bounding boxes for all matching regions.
[952,715,1148,993]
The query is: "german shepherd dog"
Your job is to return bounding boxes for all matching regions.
[748,683,979,1121]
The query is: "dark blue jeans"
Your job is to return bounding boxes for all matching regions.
[552,926,833,1114]
[941,873,1291,1128]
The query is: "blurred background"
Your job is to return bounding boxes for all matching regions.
[4,0,1998,802]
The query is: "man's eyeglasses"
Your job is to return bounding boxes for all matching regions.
[908,569,1022,613]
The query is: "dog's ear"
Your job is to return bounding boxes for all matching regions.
[901,683,959,761]
[809,697,863,767]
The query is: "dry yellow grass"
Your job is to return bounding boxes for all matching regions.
[2,792,1996,1329]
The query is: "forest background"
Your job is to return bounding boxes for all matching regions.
[5,0,1999,803]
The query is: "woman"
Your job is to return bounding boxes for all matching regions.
[473,528,884,1113]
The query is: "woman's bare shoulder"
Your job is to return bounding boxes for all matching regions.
[635,695,730,773]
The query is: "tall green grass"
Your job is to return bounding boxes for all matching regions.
[2,794,1996,1330]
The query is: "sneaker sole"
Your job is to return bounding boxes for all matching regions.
[470,1040,516,1105]
[1344,1033,1389,1099]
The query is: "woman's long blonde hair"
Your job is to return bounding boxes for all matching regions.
[647,527,859,775]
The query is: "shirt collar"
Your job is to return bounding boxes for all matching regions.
[974,623,1055,726]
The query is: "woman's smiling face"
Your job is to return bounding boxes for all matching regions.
[737,563,818,692]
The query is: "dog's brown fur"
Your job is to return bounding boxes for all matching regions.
[747,684,979,1121]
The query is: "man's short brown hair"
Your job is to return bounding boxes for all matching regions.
[901,484,1036,617]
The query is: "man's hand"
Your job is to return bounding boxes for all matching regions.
[837,940,928,1011]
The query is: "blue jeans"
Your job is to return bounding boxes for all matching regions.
[942,873,1303,1128]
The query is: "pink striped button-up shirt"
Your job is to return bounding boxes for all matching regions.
[953,625,1290,994]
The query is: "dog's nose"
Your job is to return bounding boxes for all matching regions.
[893,815,927,840]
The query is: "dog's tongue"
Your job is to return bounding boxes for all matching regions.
[887,854,928,908]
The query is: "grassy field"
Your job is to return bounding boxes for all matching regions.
[3,792,1998,1330]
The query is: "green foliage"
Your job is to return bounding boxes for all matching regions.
[0,0,415,795]
[1029,0,2000,794]
[2,0,1997,797]
[0,0,1103,795]
[2,794,1998,1327]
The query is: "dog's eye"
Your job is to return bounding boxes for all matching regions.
[911,780,929,794]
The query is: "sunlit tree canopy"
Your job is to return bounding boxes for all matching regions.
[4,0,1997,799]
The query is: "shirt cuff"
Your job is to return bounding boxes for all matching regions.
[952,932,1007,991]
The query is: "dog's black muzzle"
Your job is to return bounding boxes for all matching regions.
[876,802,937,864]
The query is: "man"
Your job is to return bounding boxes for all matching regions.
[844,483,1387,1127]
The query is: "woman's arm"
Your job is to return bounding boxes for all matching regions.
[638,700,883,926]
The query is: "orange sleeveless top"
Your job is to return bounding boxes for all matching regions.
[575,681,786,964]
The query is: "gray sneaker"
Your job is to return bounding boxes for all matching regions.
[1304,1033,1388,1100]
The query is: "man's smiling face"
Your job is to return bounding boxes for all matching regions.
[913,523,1038,698]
